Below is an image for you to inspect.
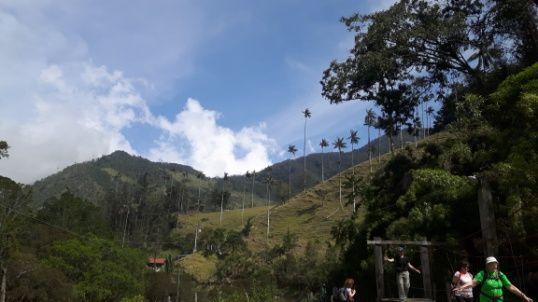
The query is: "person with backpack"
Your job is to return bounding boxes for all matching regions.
[452,260,473,302]
[336,278,356,302]
[453,256,533,302]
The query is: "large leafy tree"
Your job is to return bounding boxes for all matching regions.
[45,236,145,302]
[0,177,31,302]
[321,0,537,133]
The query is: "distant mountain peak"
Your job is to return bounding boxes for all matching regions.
[107,150,133,158]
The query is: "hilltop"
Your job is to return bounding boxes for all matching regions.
[31,132,416,209]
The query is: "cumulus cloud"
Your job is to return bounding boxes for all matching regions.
[149,99,275,177]
[0,4,275,183]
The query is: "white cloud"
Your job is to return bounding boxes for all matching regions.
[0,4,275,183]
[149,99,275,177]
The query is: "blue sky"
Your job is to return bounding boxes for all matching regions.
[0,0,402,183]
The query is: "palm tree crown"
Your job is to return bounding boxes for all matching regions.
[364,109,376,127]
[333,137,346,153]
[287,144,298,156]
[319,138,329,149]
[348,130,359,145]
[302,108,312,118]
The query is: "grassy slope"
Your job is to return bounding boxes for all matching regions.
[179,146,389,252]
[177,133,451,252]
[176,133,450,283]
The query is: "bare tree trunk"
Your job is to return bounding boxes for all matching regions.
[266,183,270,242]
[377,128,381,163]
[241,178,246,225]
[338,153,344,210]
[175,270,180,302]
[219,191,224,225]
[288,161,292,199]
[321,148,325,182]
[351,144,355,213]
[421,101,425,139]
[368,126,372,173]
[193,222,199,253]
[121,207,130,248]
[0,264,6,302]
[399,124,404,149]
[303,118,307,190]
[251,175,255,208]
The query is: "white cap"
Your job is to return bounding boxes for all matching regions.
[486,256,498,264]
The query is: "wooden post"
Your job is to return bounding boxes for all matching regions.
[373,237,385,302]
[420,243,433,299]
[478,177,498,256]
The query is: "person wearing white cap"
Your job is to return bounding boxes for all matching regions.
[454,256,533,302]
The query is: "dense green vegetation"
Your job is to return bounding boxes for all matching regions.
[0,0,536,301]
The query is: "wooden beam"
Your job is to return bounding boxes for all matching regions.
[367,239,435,246]
[420,245,433,299]
[478,177,498,256]
[373,237,385,302]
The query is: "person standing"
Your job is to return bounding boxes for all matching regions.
[454,256,533,302]
[385,246,421,301]
[335,278,356,302]
[452,260,474,302]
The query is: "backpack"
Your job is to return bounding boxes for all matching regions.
[338,288,347,302]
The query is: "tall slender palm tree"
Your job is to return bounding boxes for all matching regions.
[193,172,204,253]
[246,171,252,207]
[376,118,382,163]
[241,171,247,226]
[426,106,434,136]
[302,108,311,190]
[421,99,426,139]
[219,172,228,225]
[319,139,329,182]
[264,169,273,242]
[333,137,347,210]
[348,130,359,213]
[287,145,298,199]
[180,171,188,213]
[248,170,256,207]
[348,130,359,172]
[364,109,377,173]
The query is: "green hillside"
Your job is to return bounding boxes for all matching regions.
[176,132,444,254]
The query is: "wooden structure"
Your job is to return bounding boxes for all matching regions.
[367,237,435,302]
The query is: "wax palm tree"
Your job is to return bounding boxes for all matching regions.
[302,108,311,189]
[264,168,274,241]
[376,118,382,163]
[319,138,329,182]
[241,171,247,226]
[426,106,435,136]
[219,172,228,225]
[333,137,347,210]
[247,170,256,207]
[364,109,376,172]
[193,172,204,253]
[348,130,359,213]
[348,130,359,172]
[180,171,188,213]
[287,145,298,199]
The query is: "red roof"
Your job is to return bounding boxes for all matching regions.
[148,257,166,265]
